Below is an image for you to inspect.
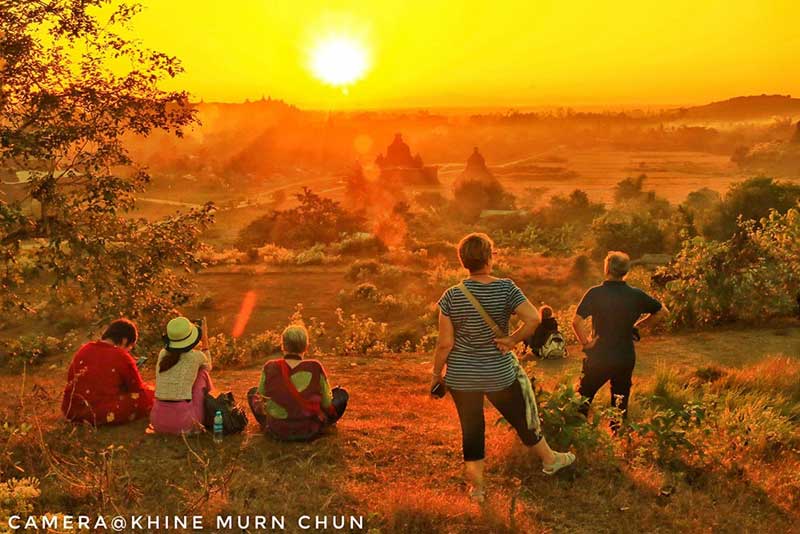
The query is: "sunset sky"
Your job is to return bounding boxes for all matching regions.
[131,0,800,109]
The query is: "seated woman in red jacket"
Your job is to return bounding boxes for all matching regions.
[247,325,347,441]
[61,319,154,426]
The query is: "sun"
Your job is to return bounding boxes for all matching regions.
[309,35,369,88]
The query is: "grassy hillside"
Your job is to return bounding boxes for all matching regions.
[1,325,799,533]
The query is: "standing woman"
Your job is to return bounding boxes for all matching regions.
[432,233,575,502]
[150,317,213,435]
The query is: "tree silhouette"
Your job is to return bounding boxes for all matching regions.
[0,1,214,336]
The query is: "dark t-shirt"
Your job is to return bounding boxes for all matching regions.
[576,280,662,365]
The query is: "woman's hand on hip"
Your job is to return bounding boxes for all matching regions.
[495,336,517,352]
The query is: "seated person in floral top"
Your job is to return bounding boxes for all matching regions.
[248,325,348,441]
[61,319,154,426]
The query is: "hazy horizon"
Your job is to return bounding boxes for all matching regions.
[128,0,800,109]
[191,94,796,114]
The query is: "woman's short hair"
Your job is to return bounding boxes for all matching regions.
[457,233,494,273]
[540,305,553,319]
[101,318,138,346]
[282,325,309,355]
[604,251,631,279]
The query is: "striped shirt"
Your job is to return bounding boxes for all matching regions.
[438,278,528,392]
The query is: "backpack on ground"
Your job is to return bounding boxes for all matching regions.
[538,332,567,359]
[203,390,248,435]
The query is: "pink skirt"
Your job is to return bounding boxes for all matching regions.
[150,369,212,435]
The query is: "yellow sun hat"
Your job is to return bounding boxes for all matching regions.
[164,317,201,351]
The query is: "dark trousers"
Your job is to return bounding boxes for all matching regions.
[450,381,542,462]
[578,358,634,426]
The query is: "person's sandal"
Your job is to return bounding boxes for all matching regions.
[469,487,486,503]
[542,451,576,475]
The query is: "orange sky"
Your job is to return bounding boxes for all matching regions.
[130,0,800,109]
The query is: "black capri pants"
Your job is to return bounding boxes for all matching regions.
[450,380,542,462]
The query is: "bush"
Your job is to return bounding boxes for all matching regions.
[703,177,800,240]
[537,381,613,453]
[238,188,366,249]
[255,244,297,265]
[333,309,389,356]
[530,224,580,256]
[568,254,592,282]
[353,282,380,302]
[335,233,388,256]
[627,398,709,468]
[345,259,382,281]
[388,328,419,352]
[207,330,282,368]
[196,247,247,266]
[0,333,77,369]
[426,260,463,289]
[294,244,340,266]
[536,189,605,229]
[0,477,40,525]
[452,176,515,219]
[657,208,800,327]
[591,211,665,258]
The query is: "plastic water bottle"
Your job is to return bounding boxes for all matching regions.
[213,410,223,444]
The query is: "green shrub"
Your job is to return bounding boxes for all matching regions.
[657,208,800,327]
[568,254,592,282]
[426,260,463,289]
[591,211,665,258]
[0,477,40,525]
[388,328,419,352]
[335,233,388,256]
[702,176,800,240]
[353,282,380,302]
[334,309,389,356]
[207,330,281,368]
[0,333,77,369]
[537,381,613,453]
[346,259,382,281]
[627,397,709,468]
[238,188,366,249]
[496,223,577,256]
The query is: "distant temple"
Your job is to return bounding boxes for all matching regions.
[453,147,515,213]
[375,133,438,185]
[793,120,800,143]
[462,147,493,181]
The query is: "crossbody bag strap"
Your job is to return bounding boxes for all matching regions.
[455,282,507,337]
[275,360,323,419]
[455,282,539,432]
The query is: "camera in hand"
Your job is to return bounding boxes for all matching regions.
[431,381,446,398]
[632,327,641,342]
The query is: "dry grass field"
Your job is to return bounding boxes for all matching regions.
[2,325,798,533]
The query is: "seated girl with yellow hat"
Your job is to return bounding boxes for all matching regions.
[150,316,213,435]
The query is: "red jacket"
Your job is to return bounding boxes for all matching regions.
[61,341,153,425]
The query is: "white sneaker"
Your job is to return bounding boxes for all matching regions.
[542,451,576,475]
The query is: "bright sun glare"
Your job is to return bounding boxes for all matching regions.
[309,36,369,87]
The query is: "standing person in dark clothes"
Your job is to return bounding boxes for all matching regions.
[571,251,667,429]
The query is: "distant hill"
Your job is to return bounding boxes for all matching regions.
[675,95,800,120]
